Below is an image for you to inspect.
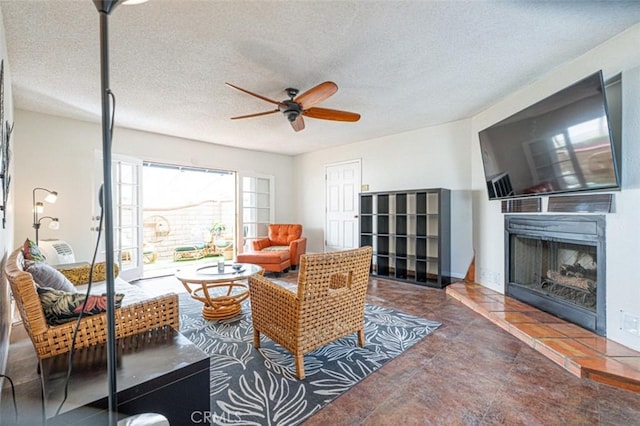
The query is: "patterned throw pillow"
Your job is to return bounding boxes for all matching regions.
[23,238,46,262]
[26,262,78,293]
[37,287,125,325]
[57,262,120,286]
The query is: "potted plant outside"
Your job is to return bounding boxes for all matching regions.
[210,222,232,257]
[210,222,227,236]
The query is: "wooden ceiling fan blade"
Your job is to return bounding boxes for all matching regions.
[230,109,279,120]
[304,107,361,122]
[290,115,305,132]
[226,82,285,107]
[295,81,338,109]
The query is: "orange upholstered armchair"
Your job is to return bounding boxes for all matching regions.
[252,224,307,270]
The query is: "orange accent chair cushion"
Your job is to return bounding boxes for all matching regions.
[237,251,291,274]
[252,224,307,269]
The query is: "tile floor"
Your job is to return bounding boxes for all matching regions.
[3,273,640,424]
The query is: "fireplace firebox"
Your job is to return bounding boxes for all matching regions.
[504,215,606,336]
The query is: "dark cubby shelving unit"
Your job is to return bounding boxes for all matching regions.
[359,188,451,288]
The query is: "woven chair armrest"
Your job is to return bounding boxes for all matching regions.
[249,274,297,310]
[31,293,179,360]
[57,262,120,286]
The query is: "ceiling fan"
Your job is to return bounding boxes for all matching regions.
[226,81,361,132]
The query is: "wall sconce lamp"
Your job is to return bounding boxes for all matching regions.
[32,187,59,245]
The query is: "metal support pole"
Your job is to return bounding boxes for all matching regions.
[96,3,118,424]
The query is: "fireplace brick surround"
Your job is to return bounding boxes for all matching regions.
[447,282,640,393]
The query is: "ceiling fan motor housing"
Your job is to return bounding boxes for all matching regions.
[280,100,302,122]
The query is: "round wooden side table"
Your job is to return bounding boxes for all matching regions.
[175,263,263,320]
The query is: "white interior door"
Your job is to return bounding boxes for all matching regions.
[325,160,361,252]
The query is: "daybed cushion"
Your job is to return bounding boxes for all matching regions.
[37,286,124,325]
[26,261,77,293]
[81,276,153,308]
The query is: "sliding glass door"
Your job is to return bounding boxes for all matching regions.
[93,158,273,279]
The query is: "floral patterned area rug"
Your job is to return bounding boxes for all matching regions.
[178,290,441,426]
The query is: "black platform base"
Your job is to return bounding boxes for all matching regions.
[42,327,210,425]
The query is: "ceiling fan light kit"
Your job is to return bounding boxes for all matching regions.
[226,81,360,132]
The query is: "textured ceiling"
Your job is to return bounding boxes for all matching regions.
[1,1,639,156]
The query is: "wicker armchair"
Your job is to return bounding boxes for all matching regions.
[5,248,179,362]
[248,246,373,379]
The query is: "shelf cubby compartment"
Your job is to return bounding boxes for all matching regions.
[426,193,439,214]
[376,255,390,276]
[416,238,427,260]
[395,258,408,280]
[416,192,427,214]
[427,215,439,236]
[361,216,373,234]
[407,193,417,214]
[415,260,428,283]
[407,215,416,235]
[395,236,407,257]
[406,237,416,257]
[395,193,407,214]
[377,236,390,255]
[360,195,373,215]
[396,215,407,235]
[377,215,389,235]
[377,194,390,214]
[427,260,439,276]
[427,237,438,259]
[416,216,427,236]
[416,260,441,284]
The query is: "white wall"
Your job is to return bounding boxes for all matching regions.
[294,119,474,279]
[0,6,15,374]
[0,8,13,261]
[12,110,296,261]
[471,24,640,350]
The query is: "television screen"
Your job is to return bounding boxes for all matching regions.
[479,71,620,200]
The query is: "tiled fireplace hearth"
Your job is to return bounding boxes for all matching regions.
[446,282,640,392]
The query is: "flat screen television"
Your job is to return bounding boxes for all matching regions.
[479,70,620,200]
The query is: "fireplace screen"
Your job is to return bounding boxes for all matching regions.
[510,235,597,312]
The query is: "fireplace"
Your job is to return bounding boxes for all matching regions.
[504,215,606,335]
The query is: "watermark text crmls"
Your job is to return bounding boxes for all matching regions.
[191,411,241,424]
